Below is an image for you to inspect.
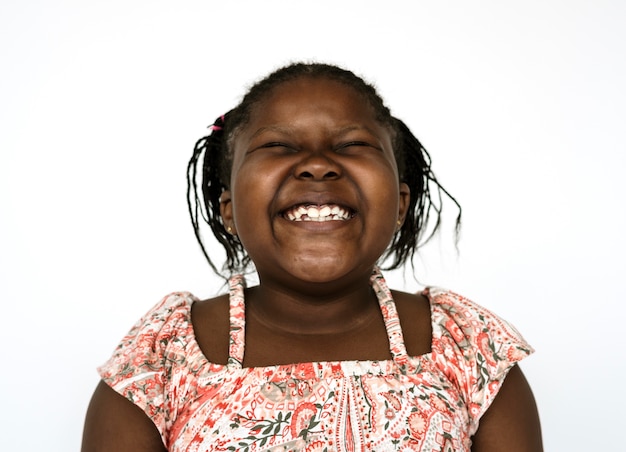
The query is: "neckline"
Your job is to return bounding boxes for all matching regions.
[226,268,412,370]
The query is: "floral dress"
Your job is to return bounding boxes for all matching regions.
[99,270,533,451]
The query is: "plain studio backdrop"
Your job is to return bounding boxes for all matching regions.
[1,1,624,450]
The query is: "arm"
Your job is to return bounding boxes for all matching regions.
[471,365,543,451]
[81,380,168,452]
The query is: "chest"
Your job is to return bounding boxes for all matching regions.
[168,362,470,452]
[191,291,432,367]
[242,314,394,367]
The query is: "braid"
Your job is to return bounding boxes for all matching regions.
[187,112,250,277]
[382,118,462,270]
[187,62,461,276]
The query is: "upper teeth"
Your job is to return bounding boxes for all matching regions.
[284,204,352,222]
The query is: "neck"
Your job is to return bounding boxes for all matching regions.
[245,272,380,336]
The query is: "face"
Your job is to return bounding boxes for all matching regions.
[220,77,410,287]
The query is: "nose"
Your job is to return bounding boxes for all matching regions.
[294,151,342,180]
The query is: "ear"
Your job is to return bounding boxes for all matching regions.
[397,182,410,227]
[219,189,237,235]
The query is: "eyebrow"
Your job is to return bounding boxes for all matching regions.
[249,124,379,140]
[248,125,295,140]
[334,125,379,137]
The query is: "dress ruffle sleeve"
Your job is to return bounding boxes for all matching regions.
[426,288,534,435]
[98,292,196,446]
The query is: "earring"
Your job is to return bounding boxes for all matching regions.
[396,219,402,231]
[227,225,234,234]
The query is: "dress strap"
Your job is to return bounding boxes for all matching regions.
[227,270,409,368]
[227,274,246,368]
[370,267,410,367]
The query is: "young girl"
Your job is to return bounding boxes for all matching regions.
[82,63,542,451]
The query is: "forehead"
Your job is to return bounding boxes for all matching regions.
[246,76,380,126]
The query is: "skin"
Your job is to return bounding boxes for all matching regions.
[219,76,410,336]
[81,77,542,451]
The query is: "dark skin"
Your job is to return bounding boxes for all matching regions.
[82,77,543,451]
[82,291,542,451]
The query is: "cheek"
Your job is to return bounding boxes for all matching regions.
[359,164,401,208]
[230,165,276,228]
[363,172,403,233]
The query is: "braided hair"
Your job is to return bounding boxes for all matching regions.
[187,62,461,276]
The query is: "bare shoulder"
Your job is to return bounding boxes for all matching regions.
[82,381,167,452]
[472,365,543,451]
[190,293,230,365]
[391,290,433,357]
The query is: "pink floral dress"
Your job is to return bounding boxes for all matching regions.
[99,270,533,451]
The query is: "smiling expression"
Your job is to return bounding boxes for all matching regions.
[220,76,410,286]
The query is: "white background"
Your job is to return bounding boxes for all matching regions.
[1,1,624,450]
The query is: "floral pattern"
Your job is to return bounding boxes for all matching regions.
[99,269,533,451]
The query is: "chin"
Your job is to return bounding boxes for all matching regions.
[286,258,369,285]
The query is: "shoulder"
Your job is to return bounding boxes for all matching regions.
[109,292,197,354]
[92,290,231,449]
[423,288,534,429]
[134,291,198,328]
[98,292,199,383]
[93,292,200,443]
[425,287,533,365]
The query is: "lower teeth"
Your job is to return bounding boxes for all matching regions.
[293,215,343,222]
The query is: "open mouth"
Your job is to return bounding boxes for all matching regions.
[282,204,354,222]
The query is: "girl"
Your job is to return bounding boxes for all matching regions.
[82,63,542,451]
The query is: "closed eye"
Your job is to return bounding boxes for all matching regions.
[337,141,382,152]
[248,142,297,154]
[260,142,289,148]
